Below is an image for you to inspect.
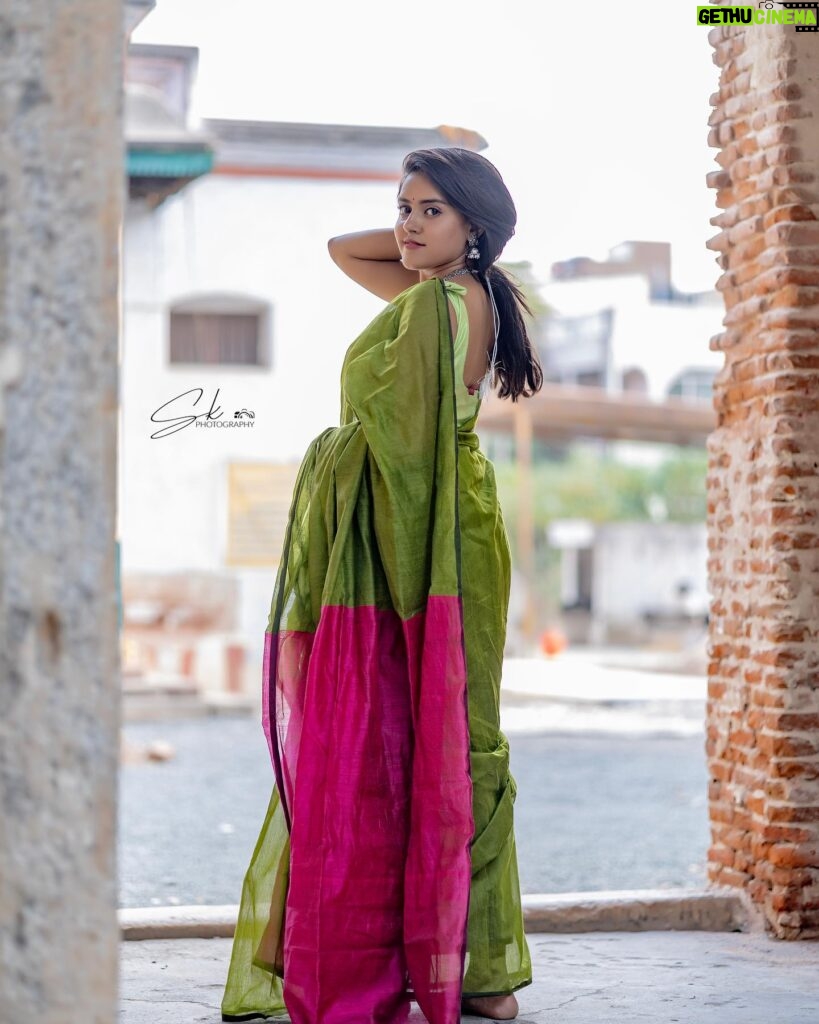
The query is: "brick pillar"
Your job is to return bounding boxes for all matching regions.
[705,13,819,938]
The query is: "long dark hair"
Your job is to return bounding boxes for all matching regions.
[399,147,543,402]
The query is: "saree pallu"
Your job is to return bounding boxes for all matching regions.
[221,278,532,1024]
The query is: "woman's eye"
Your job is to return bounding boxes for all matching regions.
[396,205,440,216]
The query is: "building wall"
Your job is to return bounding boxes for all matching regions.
[593,522,709,626]
[121,171,403,690]
[540,274,725,401]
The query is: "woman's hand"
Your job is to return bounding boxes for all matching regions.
[327,228,419,302]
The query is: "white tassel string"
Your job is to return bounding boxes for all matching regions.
[478,275,501,399]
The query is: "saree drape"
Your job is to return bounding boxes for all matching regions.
[221,277,532,1024]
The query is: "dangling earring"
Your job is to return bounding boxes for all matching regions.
[466,231,481,264]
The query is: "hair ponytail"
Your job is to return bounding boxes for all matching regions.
[482,264,543,402]
[400,147,544,402]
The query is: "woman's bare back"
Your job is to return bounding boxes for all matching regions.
[448,275,495,390]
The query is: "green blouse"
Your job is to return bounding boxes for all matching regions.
[444,279,482,426]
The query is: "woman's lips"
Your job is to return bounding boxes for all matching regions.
[404,240,424,249]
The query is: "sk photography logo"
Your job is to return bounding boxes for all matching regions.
[697,3,819,29]
[149,387,257,439]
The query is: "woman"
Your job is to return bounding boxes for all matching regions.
[221,147,543,1024]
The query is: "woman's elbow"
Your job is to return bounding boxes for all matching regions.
[327,236,346,263]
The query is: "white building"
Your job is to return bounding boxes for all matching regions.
[539,239,724,438]
[119,47,717,690]
[120,43,487,699]
[535,241,720,648]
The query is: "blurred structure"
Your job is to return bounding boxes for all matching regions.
[126,44,214,205]
[120,41,721,676]
[481,241,720,649]
[120,42,487,709]
[0,1,149,1017]
[549,519,709,652]
[543,240,723,403]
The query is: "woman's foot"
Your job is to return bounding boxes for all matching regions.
[461,991,519,1020]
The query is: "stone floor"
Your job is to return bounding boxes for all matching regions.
[120,928,819,1023]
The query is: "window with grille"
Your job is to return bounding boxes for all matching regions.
[167,294,271,367]
[667,367,716,401]
[169,311,262,365]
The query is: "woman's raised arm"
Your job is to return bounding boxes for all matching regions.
[327,228,419,302]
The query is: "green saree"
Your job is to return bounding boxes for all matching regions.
[221,277,532,1024]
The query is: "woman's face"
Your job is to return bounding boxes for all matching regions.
[395,171,473,278]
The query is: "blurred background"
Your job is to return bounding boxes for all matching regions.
[118,0,721,910]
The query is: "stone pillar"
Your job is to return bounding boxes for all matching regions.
[705,10,819,938]
[0,2,124,1019]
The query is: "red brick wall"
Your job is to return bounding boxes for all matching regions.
[704,17,819,938]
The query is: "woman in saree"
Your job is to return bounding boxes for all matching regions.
[221,147,543,1024]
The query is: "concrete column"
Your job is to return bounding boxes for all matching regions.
[0,2,124,1019]
[705,7,819,938]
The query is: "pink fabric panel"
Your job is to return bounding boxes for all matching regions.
[402,595,473,1024]
[274,598,472,1024]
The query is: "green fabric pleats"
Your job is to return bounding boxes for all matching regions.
[456,433,531,995]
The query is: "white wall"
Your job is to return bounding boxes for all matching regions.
[592,522,709,625]
[120,172,406,690]
[121,173,402,569]
[540,274,725,401]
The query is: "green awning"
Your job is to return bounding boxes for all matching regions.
[127,148,213,178]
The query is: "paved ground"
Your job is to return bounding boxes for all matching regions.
[120,929,819,1024]
[120,647,711,910]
